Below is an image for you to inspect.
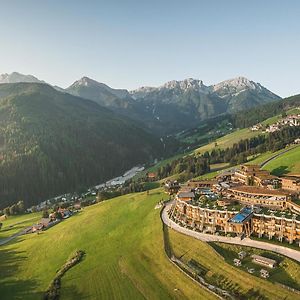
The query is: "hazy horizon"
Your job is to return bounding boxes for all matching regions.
[1,0,300,97]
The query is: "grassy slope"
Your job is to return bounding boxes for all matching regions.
[210,242,300,289]
[195,128,262,155]
[169,230,299,299]
[262,146,300,175]
[138,109,298,179]
[1,189,299,300]
[0,190,215,300]
[0,212,41,239]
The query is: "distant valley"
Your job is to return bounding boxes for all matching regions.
[0,72,282,208]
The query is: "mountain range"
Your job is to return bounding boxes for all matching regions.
[0,72,281,134]
[0,72,282,207]
[0,82,164,208]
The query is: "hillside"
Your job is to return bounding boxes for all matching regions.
[0,189,298,300]
[0,83,164,208]
[262,146,300,175]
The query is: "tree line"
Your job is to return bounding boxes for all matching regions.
[155,125,300,181]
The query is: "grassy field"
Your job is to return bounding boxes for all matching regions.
[0,212,41,240]
[195,127,264,155]
[262,146,300,175]
[1,191,300,299]
[0,190,216,300]
[210,242,300,290]
[169,230,300,299]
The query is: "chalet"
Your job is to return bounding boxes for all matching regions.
[164,180,180,195]
[251,254,276,268]
[251,124,262,131]
[147,172,157,181]
[176,191,195,202]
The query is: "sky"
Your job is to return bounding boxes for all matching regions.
[0,0,300,97]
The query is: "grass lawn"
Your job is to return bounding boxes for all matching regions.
[0,190,215,300]
[209,242,300,290]
[262,146,300,175]
[0,212,41,240]
[168,229,299,299]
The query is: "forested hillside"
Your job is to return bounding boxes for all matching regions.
[0,83,165,208]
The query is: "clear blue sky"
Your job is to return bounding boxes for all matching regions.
[0,0,299,96]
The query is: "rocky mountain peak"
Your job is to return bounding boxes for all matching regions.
[0,72,43,84]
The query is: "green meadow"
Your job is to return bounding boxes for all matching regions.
[1,189,300,299]
[262,146,300,175]
[0,190,215,300]
[0,212,41,240]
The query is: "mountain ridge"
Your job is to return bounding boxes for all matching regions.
[0,82,164,208]
[0,72,281,134]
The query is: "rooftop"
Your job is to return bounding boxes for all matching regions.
[230,186,290,196]
[177,192,195,198]
[251,254,277,265]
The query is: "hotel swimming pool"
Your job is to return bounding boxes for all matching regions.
[230,207,253,223]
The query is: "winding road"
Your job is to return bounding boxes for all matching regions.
[259,144,300,168]
[162,201,300,262]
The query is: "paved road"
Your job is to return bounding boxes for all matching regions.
[162,202,300,262]
[260,145,300,168]
[0,229,26,246]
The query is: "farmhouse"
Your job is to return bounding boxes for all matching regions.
[164,180,180,195]
[147,172,157,181]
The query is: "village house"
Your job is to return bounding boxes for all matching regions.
[251,124,262,131]
[164,180,180,195]
[147,172,157,181]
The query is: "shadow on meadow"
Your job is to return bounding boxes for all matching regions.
[0,247,43,299]
[271,165,289,176]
